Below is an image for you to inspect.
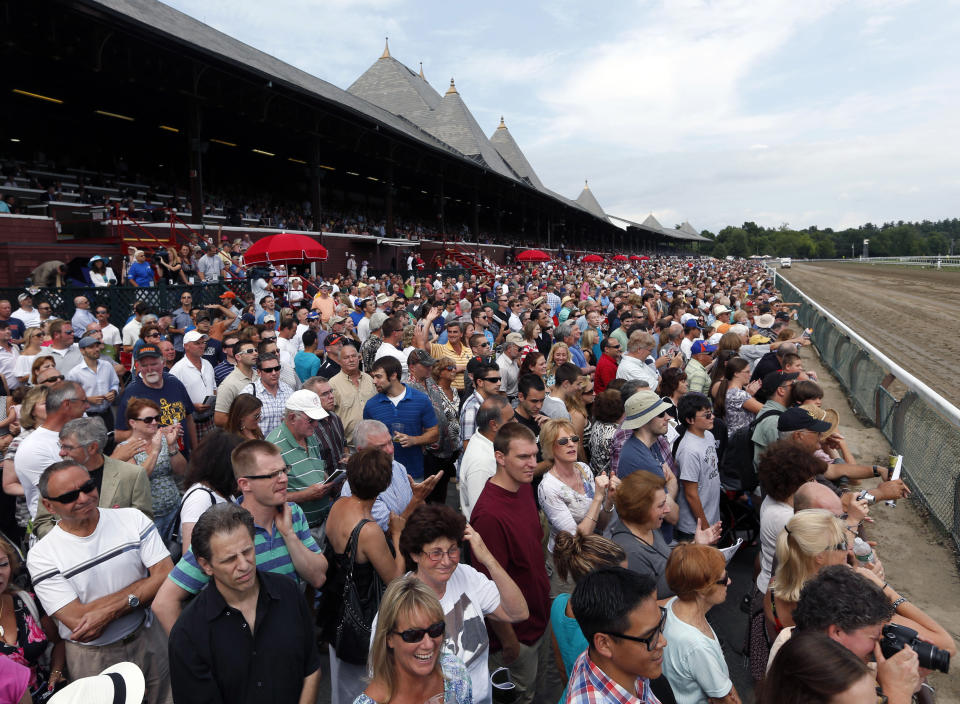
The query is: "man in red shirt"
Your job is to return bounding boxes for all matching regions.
[470,423,556,704]
[594,336,622,395]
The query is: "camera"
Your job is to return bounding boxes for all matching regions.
[881,623,950,673]
[153,247,169,264]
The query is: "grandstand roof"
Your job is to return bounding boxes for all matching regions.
[575,182,611,223]
[489,117,546,191]
[347,40,441,131]
[423,80,518,181]
[678,220,708,241]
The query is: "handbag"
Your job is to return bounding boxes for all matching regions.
[333,519,385,666]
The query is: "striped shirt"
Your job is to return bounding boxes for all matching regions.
[266,422,329,526]
[168,500,318,594]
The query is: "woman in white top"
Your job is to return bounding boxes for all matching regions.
[662,543,740,704]
[13,329,45,385]
[394,504,528,704]
[537,419,618,595]
[88,255,118,287]
[176,430,240,551]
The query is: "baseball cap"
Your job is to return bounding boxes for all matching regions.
[17,292,31,302]
[684,318,701,330]
[285,389,328,420]
[778,406,832,433]
[408,349,437,367]
[690,340,717,355]
[329,314,347,326]
[504,332,525,348]
[183,330,208,344]
[306,311,320,320]
[325,333,346,348]
[760,370,800,398]
[219,290,237,299]
[78,335,101,349]
[135,344,162,360]
[263,314,276,323]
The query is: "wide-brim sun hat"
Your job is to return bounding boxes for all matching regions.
[49,662,145,704]
[622,389,673,430]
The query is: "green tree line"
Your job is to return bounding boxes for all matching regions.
[695,218,960,260]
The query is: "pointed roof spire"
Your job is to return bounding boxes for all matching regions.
[446,78,458,95]
[497,116,506,130]
[418,62,425,79]
[381,37,390,59]
[584,179,590,190]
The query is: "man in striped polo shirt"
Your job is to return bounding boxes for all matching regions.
[267,389,343,542]
[151,439,329,633]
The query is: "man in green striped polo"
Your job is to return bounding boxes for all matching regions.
[266,389,344,542]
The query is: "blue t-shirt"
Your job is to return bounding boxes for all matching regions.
[552,593,588,703]
[362,385,438,480]
[127,261,154,287]
[617,435,673,542]
[1,317,25,341]
[116,373,196,454]
[569,344,588,369]
[294,350,322,382]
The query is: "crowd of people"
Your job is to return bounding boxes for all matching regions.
[0,251,953,704]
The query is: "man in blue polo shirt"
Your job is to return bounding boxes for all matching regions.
[362,356,438,480]
[151,439,328,634]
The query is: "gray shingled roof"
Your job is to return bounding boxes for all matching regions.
[575,182,611,223]
[489,118,545,190]
[425,81,518,180]
[347,51,441,131]
[678,221,708,241]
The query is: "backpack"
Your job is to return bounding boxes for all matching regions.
[719,410,782,492]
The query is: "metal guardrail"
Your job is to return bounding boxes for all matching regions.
[772,269,960,552]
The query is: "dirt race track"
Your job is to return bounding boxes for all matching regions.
[783,262,960,405]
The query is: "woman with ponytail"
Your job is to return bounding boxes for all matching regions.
[714,357,762,436]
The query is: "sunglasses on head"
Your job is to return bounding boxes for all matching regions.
[393,621,445,643]
[45,478,97,504]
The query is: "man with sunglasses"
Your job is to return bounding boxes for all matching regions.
[36,318,82,373]
[214,338,260,428]
[458,362,503,453]
[15,381,89,520]
[168,504,322,704]
[27,460,175,704]
[242,352,294,437]
[32,417,153,540]
[568,567,666,704]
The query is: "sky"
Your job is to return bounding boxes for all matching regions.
[164,0,960,234]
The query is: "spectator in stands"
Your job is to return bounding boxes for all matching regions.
[175,429,240,553]
[196,242,223,283]
[459,362,502,452]
[567,567,666,704]
[71,296,96,337]
[178,244,197,283]
[295,329,322,381]
[363,356,438,481]
[126,249,155,288]
[29,261,67,289]
[36,319,81,372]
[458,396,513,521]
[428,318,471,391]
[116,344,198,455]
[213,333,239,384]
[14,380,88,519]
[0,321,20,394]
[65,335,119,430]
[470,423,554,704]
[169,291,194,353]
[751,370,799,471]
[27,460,174,704]
[616,330,659,388]
[374,317,408,380]
[93,305,121,361]
[329,343,375,449]
[11,292,40,330]
[301,375,347,474]
[593,336,621,395]
[213,338,259,428]
[152,439,328,634]
[242,352,293,436]
[121,302,151,353]
[168,503,322,704]
[672,392,721,542]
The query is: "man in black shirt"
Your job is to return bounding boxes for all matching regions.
[168,503,321,704]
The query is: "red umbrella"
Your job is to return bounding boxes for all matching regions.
[629,255,642,261]
[612,254,628,261]
[243,233,328,264]
[640,255,651,261]
[516,249,551,263]
[582,254,604,263]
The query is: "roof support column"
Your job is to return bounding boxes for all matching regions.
[309,139,323,233]
[385,161,395,238]
[437,175,445,238]
[472,189,480,243]
[187,97,204,227]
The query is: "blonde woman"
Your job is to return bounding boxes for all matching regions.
[545,341,570,390]
[14,329,45,385]
[358,575,471,704]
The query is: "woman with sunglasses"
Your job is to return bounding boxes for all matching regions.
[670,393,722,543]
[393,504,527,704]
[14,329,45,386]
[224,392,265,441]
[29,356,57,386]
[360,575,472,704]
[538,419,618,596]
[117,397,186,539]
[661,543,740,704]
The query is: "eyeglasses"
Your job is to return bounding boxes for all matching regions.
[146,332,161,338]
[45,478,98,504]
[557,435,580,445]
[444,365,456,371]
[422,545,460,562]
[238,349,257,356]
[603,607,667,651]
[482,376,501,384]
[715,574,730,586]
[833,541,849,552]
[242,467,289,481]
[299,413,320,424]
[41,375,65,384]
[135,415,160,424]
[260,366,281,373]
[393,621,446,643]
[478,342,491,347]
[698,411,714,419]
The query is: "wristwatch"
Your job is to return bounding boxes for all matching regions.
[127,594,140,609]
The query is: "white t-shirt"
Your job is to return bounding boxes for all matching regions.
[11,308,40,329]
[371,565,501,704]
[169,356,216,404]
[178,483,228,528]
[14,427,62,518]
[101,323,122,347]
[121,319,142,348]
[13,354,36,380]
[27,508,170,644]
[675,431,721,534]
[661,597,733,703]
[375,342,408,381]
[757,496,794,593]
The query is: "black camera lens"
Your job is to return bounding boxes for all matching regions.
[881,624,950,674]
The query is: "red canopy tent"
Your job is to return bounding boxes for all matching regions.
[640,255,651,261]
[582,254,604,263]
[612,254,628,261]
[629,255,642,261]
[243,233,329,264]
[516,249,551,263]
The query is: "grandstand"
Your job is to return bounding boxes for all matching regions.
[1,0,707,286]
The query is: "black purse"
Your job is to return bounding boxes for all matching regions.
[333,519,384,665]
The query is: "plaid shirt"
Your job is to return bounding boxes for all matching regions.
[314,413,345,473]
[566,652,661,704]
[243,379,294,436]
[459,390,483,446]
